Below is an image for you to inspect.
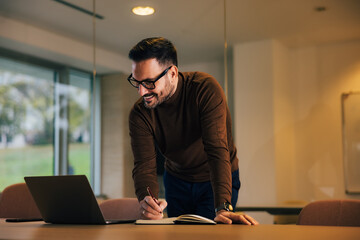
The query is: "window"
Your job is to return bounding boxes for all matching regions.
[0,54,99,192]
[67,71,92,178]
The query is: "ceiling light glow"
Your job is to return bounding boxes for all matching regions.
[132,6,155,16]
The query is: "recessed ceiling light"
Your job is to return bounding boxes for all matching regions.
[132,6,155,16]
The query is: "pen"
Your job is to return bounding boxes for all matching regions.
[147,186,160,206]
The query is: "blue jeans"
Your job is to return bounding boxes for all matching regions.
[163,169,240,220]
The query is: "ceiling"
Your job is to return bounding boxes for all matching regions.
[0,0,359,65]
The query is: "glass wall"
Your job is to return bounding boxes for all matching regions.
[0,55,94,192]
[67,70,92,179]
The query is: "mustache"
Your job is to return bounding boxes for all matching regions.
[143,93,156,98]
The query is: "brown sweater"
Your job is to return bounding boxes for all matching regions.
[129,71,239,207]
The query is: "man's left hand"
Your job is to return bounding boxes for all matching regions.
[214,211,259,225]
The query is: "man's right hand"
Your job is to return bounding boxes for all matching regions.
[139,196,167,219]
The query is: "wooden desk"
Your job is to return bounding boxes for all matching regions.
[1,219,360,240]
[236,205,304,215]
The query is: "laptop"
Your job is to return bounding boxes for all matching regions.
[24,175,136,224]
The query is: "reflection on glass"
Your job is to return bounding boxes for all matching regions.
[0,57,94,192]
[67,71,91,179]
[0,57,54,191]
[341,92,360,193]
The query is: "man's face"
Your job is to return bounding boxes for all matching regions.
[131,58,177,109]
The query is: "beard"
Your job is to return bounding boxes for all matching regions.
[143,93,159,109]
[143,79,175,109]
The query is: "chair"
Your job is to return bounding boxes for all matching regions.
[99,198,141,220]
[297,199,360,227]
[0,183,42,219]
[273,200,308,224]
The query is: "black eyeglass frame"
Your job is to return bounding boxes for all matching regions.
[127,66,173,90]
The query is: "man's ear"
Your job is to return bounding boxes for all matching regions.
[170,65,178,79]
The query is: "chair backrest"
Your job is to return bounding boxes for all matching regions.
[273,200,308,224]
[99,198,141,220]
[297,199,360,227]
[0,183,42,219]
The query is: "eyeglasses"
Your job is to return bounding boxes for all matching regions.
[127,66,172,90]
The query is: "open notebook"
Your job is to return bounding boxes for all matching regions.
[135,214,216,225]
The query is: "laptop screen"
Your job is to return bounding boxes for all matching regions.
[24,175,107,224]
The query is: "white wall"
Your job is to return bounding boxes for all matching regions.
[291,41,360,201]
[273,41,296,203]
[181,60,224,89]
[233,40,279,223]
[233,39,360,223]
[101,73,139,198]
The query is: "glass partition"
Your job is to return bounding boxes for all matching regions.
[0,57,54,190]
[67,70,92,178]
[0,56,94,192]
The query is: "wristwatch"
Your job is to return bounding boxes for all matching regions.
[215,202,233,213]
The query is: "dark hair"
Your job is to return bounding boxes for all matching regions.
[128,37,178,67]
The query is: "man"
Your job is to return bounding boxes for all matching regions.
[128,37,258,225]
